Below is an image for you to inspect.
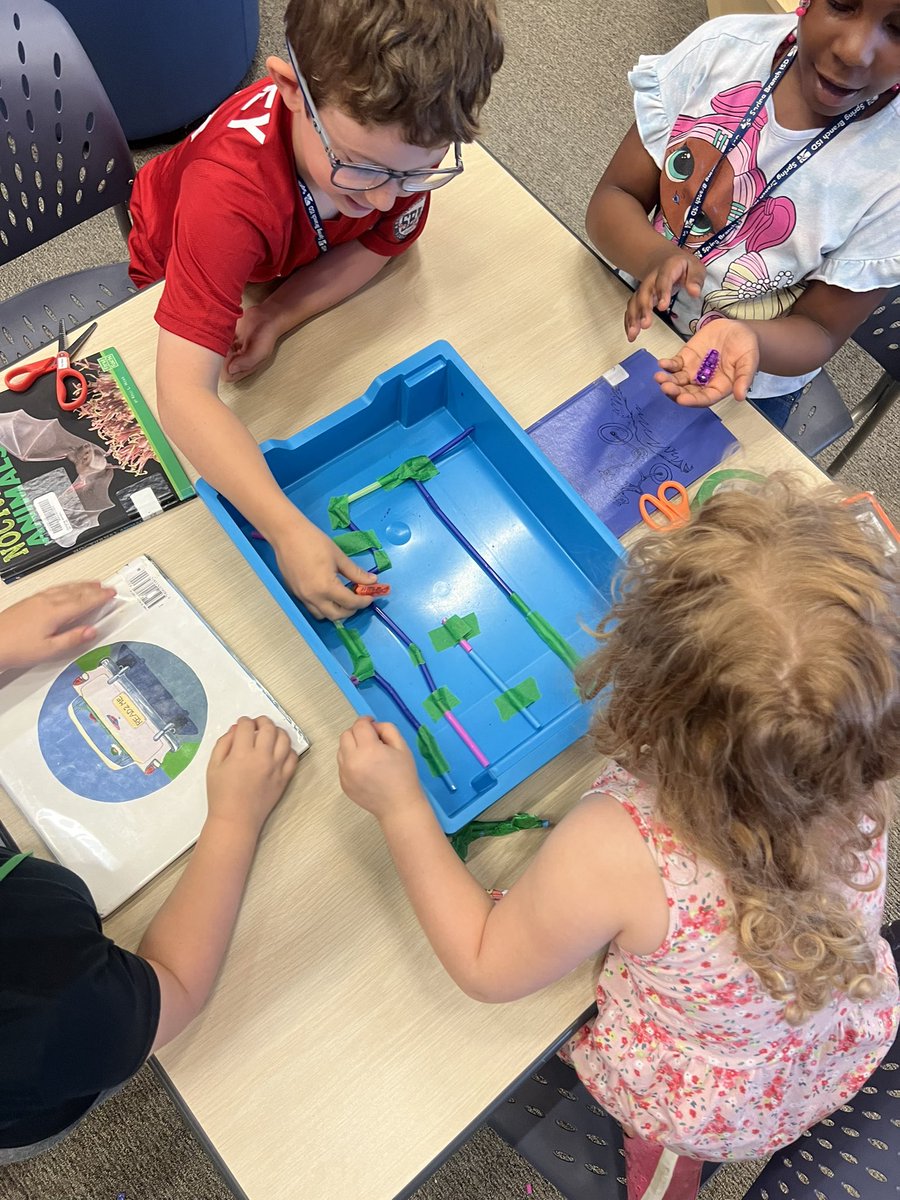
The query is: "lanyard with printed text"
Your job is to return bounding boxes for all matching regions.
[677,43,881,261]
[296,176,329,254]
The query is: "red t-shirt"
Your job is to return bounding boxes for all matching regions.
[128,79,430,357]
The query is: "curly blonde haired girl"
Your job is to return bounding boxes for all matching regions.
[339,478,900,1196]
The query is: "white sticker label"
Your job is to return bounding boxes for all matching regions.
[131,487,163,521]
[601,364,629,387]
[33,492,72,540]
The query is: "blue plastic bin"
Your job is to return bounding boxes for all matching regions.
[198,342,625,831]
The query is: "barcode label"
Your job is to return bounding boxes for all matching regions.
[130,486,163,521]
[124,563,168,610]
[32,493,73,539]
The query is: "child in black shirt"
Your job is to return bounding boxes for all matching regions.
[0,582,298,1160]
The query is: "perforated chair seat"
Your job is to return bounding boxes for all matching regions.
[488,1051,629,1199]
[782,370,853,458]
[0,0,135,358]
[0,261,136,366]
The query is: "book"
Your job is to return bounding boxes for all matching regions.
[528,349,739,537]
[0,348,194,583]
[0,556,309,916]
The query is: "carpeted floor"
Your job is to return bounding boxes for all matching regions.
[1,1,897,1198]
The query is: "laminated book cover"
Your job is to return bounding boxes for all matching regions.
[0,556,309,916]
[528,348,739,537]
[0,348,194,583]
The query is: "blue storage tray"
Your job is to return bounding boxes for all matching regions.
[197,342,625,832]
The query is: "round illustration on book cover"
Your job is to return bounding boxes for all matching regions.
[37,641,208,802]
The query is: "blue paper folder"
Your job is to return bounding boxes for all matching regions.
[528,349,738,537]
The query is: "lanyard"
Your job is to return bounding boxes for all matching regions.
[678,44,881,260]
[296,176,329,255]
[0,850,32,883]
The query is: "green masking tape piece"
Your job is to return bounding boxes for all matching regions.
[328,495,351,529]
[372,548,392,572]
[333,529,382,556]
[408,643,425,668]
[450,812,548,861]
[378,455,439,491]
[334,624,374,682]
[427,612,481,652]
[694,469,768,508]
[524,608,581,670]
[416,724,450,778]
[508,592,530,617]
[494,677,541,722]
[422,686,459,722]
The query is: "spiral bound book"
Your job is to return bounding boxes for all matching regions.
[0,556,308,916]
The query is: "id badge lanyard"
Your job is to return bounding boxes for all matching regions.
[677,43,881,262]
[296,176,330,255]
[0,851,32,883]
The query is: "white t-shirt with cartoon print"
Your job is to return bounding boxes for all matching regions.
[629,14,900,398]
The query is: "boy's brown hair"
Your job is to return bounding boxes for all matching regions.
[284,0,504,147]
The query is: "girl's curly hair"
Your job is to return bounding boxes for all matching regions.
[577,478,900,1024]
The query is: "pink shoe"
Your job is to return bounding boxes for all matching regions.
[623,1134,703,1200]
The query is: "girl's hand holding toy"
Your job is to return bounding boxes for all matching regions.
[655,316,759,407]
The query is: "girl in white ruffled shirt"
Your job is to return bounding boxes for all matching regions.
[587,0,900,427]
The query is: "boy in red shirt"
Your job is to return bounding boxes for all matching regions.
[128,0,504,621]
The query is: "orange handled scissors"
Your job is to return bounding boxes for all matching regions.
[3,319,97,411]
[639,480,691,531]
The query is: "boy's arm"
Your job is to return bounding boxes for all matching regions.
[225,241,390,383]
[141,717,298,1051]
[655,281,888,406]
[587,123,706,339]
[156,330,376,620]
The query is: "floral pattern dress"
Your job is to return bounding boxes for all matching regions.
[561,764,900,1160]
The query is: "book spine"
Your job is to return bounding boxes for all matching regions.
[96,348,195,501]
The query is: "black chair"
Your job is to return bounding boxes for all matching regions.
[827,288,900,476]
[0,0,137,367]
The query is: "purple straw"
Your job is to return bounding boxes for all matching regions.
[413,481,512,597]
[430,425,475,462]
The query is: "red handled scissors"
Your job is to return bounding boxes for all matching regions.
[3,319,97,411]
[639,480,691,531]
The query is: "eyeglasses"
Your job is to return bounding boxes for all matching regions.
[284,38,464,194]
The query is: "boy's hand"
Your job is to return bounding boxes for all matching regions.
[206,716,298,836]
[626,248,706,341]
[655,318,759,407]
[338,717,428,822]
[224,306,281,384]
[273,522,378,622]
[0,582,115,671]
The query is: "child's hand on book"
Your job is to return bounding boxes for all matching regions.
[338,717,428,822]
[655,317,759,407]
[273,523,378,622]
[206,716,298,835]
[626,248,706,341]
[0,581,115,671]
